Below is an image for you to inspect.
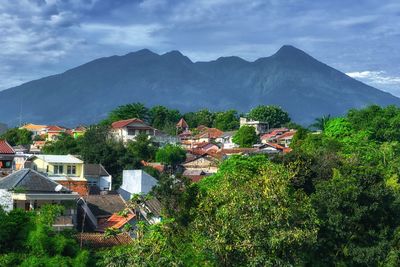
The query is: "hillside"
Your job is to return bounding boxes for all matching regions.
[0,45,399,126]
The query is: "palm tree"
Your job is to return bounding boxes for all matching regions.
[310,115,331,131]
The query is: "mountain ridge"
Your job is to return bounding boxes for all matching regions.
[0,45,399,127]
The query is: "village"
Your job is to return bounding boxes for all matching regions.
[0,115,298,248]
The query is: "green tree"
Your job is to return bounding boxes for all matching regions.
[42,133,80,155]
[213,109,239,131]
[248,105,291,128]
[155,144,186,170]
[149,105,181,132]
[126,133,157,162]
[102,102,149,125]
[232,125,258,147]
[309,114,331,131]
[194,157,319,266]
[0,128,33,146]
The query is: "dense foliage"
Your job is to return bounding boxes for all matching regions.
[232,125,258,147]
[248,105,291,128]
[0,205,89,267]
[0,128,32,146]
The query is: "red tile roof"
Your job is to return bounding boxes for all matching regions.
[97,213,135,232]
[176,118,189,128]
[276,131,296,140]
[0,140,15,154]
[266,142,292,153]
[46,125,66,132]
[195,127,224,139]
[76,232,133,249]
[111,118,151,129]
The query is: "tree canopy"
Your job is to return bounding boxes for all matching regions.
[232,125,258,147]
[248,105,291,128]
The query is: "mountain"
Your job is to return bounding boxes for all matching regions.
[0,45,399,126]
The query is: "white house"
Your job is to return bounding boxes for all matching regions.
[84,164,112,191]
[215,131,238,149]
[240,117,269,135]
[118,170,158,200]
[111,118,156,143]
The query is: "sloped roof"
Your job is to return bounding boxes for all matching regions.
[46,125,66,132]
[97,212,135,232]
[144,198,162,217]
[276,131,297,140]
[111,118,152,129]
[85,193,126,217]
[76,232,133,249]
[195,127,224,139]
[84,164,110,177]
[33,154,83,164]
[176,118,189,128]
[0,140,15,154]
[21,123,47,131]
[0,169,71,193]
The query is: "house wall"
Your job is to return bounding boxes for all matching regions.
[120,170,157,195]
[32,158,84,179]
[183,157,219,173]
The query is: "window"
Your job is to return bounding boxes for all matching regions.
[127,128,136,136]
[54,165,63,174]
[67,165,76,175]
[88,180,98,186]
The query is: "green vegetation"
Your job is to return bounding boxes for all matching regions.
[0,128,32,146]
[155,144,186,170]
[248,105,291,128]
[232,125,258,147]
[0,205,89,267]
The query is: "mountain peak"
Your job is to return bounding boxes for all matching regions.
[127,49,158,57]
[274,45,308,57]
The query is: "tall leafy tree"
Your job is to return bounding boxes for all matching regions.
[41,133,80,155]
[126,133,157,162]
[213,109,239,131]
[232,125,258,147]
[0,128,33,146]
[155,144,186,170]
[248,105,290,128]
[102,102,149,124]
[149,105,181,133]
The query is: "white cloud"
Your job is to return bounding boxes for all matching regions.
[346,71,400,85]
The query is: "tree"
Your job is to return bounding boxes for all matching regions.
[232,125,258,147]
[0,128,33,146]
[248,105,290,128]
[213,110,239,131]
[309,114,331,131]
[126,133,157,162]
[193,157,319,266]
[102,102,149,125]
[155,145,186,170]
[41,133,80,155]
[149,106,181,133]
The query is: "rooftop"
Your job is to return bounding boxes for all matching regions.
[33,154,83,164]
[0,140,15,154]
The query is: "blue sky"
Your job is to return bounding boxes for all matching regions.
[0,0,399,95]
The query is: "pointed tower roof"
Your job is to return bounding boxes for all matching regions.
[176,118,189,128]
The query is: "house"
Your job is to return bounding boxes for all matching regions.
[215,131,238,149]
[45,125,67,141]
[0,169,79,230]
[20,123,47,137]
[260,128,289,144]
[12,145,31,171]
[84,164,112,191]
[0,140,15,177]
[194,127,224,143]
[240,117,269,135]
[79,192,127,230]
[30,140,46,154]
[76,232,133,249]
[96,212,135,232]
[183,169,211,183]
[182,153,220,174]
[153,130,179,146]
[71,126,86,139]
[118,170,158,200]
[275,130,297,148]
[30,154,88,196]
[111,118,156,143]
[176,118,189,133]
[191,142,219,152]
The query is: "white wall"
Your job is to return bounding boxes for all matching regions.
[0,189,13,212]
[99,175,112,190]
[120,170,158,195]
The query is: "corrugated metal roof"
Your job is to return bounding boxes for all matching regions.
[33,154,83,164]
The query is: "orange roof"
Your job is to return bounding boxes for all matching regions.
[195,127,224,139]
[97,213,135,232]
[265,142,292,153]
[46,125,66,132]
[0,140,15,154]
[76,232,133,249]
[176,118,189,128]
[141,161,165,173]
[21,123,47,131]
[111,118,152,129]
[276,131,296,140]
